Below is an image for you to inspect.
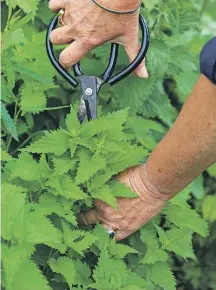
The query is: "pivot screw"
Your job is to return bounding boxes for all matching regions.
[85,88,93,96]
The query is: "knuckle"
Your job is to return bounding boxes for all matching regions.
[104,207,114,216]
[82,36,99,48]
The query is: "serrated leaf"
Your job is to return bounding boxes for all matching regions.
[23,129,69,156]
[202,195,216,222]
[7,152,41,181]
[76,150,107,184]
[91,185,117,209]
[49,257,76,290]
[164,201,209,237]
[24,211,66,253]
[155,225,196,260]
[2,183,26,241]
[2,244,51,290]
[1,102,19,141]
[146,262,176,290]
[109,241,138,259]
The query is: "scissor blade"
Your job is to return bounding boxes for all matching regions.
[77,96,87,124]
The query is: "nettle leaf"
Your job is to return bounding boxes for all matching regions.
[110,180,138,198]
[154,225,196,260]
[92,250,128,290]
[2,244,51,290]
[73,260,92,286]
[49,257,76,290]
[24,211,66,253]
[62,221,98,255]
[37,194,77,226]
[1,102,19,141]
[164,200,209,237]
[6,0,40,13]
[109,240,139,259]
[52,156,76,176]
[66,106,81,133]
[7,152,41,181]
[46,174,88,200]
[2,183,26,241]
[91,185,117,209]
[1,150,13,161]
[79,109,128,140]
[146,262,176,290]
[202,195,216,223]
[23,129,69,156]
[75,150,107,184]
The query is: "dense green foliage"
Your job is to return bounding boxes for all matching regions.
[1,0,216,289]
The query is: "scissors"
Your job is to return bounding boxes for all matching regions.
[46,13,150,124]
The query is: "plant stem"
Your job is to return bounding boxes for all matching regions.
[10,130,45,155]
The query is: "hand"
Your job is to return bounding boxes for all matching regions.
[77,165,172,241]
[48,0,148,78]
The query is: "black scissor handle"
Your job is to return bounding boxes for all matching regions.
[46,14,149,87]
[109,15,150,85]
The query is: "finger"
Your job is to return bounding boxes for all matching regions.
[59,40,90,69]
[124,39,149,79]
[48,0,65,12]
[77,209,99,225]
[50,26,74,45]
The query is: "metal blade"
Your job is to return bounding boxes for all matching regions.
[77,96,87,124]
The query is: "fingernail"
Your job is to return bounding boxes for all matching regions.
[140,67,149,79]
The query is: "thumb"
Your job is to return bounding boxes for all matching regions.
[124,39,148,79]
[77,209,99,225]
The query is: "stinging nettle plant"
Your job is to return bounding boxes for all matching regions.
[1,0,213,289]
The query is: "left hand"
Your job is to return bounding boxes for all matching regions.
[77,166,172,241]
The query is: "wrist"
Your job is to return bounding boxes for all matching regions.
[118,165,173,203]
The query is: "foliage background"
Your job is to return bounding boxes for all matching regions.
[1,0,216,290]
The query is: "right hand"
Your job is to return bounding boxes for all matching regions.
[48,0,148,78]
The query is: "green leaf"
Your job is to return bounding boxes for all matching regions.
[23,129,69,156]
[52,156,76,176]
[66,106,81,133]
[109,241,139,259]
[146,262,176,290]
[2,183,26,241]
[7,152,41,181]
[164,200,209,237]
[1,102,19,141]
[62,221,98,255]
[3,28,26,51]
[207,163,216,178]
[49,257,76,290]
[2,244,51,290]
[110,180,138,198]
[24,211,66,253]
[155,225,196,260]
[75,150,107,184]
[6,0,40,13]
[37,194,77,225]
[91,185,117,209]
[1,150,13,161]
[190,175,205,199]
[73,260,92,286]
[202,195,216,222]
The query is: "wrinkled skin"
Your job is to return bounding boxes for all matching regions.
[48,0,148,77]
[77,166,172,241]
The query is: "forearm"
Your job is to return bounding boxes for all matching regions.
[143,74,216,195]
